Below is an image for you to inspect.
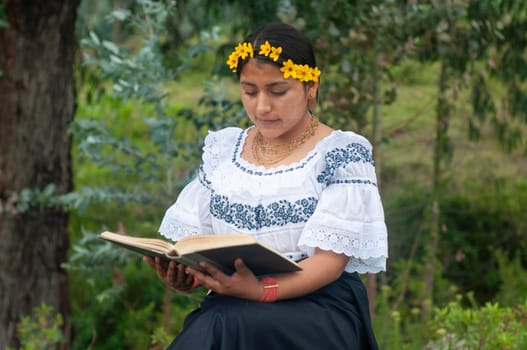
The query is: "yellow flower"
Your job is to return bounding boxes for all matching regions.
[247,43,254,58]
[280,59,296,79]
[236,42,253,60]
[226,41,321,83]
[226,52,239,72]
[259,41,271,56]
[295,64,310,82]
[305,66,321,82]
[312,67,321,82]
[269,46,282,62]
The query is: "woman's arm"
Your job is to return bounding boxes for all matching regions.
[187,248,349,301]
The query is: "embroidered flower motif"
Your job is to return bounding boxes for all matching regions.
[317,143,375,185]
[210,194,318,230]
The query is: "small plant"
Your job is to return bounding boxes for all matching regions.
[6,303,65,350]
[427,295,527,350]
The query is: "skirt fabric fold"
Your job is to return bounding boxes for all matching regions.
[167,272,379,350]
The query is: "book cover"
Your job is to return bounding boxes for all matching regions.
[98,231,302,276]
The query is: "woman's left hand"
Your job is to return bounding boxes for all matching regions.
[186,258,263,300]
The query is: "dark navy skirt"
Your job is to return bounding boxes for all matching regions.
[167,272,379,350]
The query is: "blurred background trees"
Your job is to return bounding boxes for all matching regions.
[0,0,526,348]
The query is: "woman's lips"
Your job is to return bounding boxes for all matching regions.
[258,119,280,127]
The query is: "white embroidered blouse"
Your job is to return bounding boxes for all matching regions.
[159,127,388,273]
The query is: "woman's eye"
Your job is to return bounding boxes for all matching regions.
[244,91,257,96]
[271,90,287,96]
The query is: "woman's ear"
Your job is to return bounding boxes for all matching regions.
[307,81,319,110]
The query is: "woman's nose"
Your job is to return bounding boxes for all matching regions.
[256,93,272,114]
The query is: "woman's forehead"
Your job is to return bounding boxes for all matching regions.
[240,60,296,86]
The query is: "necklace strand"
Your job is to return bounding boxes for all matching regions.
[251,117,319,166]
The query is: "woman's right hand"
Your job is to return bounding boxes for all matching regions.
[143,256,196,292]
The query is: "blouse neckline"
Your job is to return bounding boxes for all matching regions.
[231,126,338,176]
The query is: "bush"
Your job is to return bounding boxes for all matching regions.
[7,304,64,350]
[426,295,527,350]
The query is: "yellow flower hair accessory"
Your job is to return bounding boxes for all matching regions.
[226,41,320,83]
[227,42,254,72]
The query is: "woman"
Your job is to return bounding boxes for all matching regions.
[145,22,388,349]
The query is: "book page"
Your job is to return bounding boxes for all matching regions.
[174,233,257,255]
[99,231,175,254]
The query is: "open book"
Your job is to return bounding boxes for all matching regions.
[98,231,302,276]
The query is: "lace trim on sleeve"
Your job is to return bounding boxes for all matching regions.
[201,127,241,177]
[298,224,387,273]
[158,215,201,242]
[347,256,386,274]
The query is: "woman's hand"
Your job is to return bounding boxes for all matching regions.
[187,258,263,300]
[143,256,196,292]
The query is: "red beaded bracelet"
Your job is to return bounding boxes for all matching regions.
[259,277,279,303]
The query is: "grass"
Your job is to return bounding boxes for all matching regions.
[378,61,526,196]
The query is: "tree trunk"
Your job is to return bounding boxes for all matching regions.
[422,60,449,320]
[367,43,384,320]
[0,0,79,348]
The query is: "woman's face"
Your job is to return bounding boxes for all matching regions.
[239,59,318,142]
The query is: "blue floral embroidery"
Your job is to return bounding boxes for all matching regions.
[328,179,377,186]
[198,164,211,190]
[317,143,374,185]
[210,194,318,230]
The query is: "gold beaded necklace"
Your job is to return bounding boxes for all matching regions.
[251,117,319,167]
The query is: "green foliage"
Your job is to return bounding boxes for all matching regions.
[440,180,527,302]
[427,296,527,349]
[494,250,527,308]
[6,304,65,350]
[66,1,244,348]
[292,0,410,132]
[374,285,527,349]
[150,326,174,349]
[80,2,175,103]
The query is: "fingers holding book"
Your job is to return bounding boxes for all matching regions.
[143,256,196,292]
[186,258,262,301]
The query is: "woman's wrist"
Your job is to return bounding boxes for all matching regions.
[259,276,279,302]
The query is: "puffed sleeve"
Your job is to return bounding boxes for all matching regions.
[158,177,213,241]
[298,133,388,273]
[158,127,242,241]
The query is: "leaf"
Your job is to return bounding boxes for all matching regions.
[102,40,119,54]
[110,9,131,21]
[89,31,100,46]
[110,55,123,64]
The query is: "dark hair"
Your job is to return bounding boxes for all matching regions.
[236,22,317,78]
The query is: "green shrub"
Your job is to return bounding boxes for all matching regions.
[7,304,65,350]
[440,180,527,302]
[427,296,527,350]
